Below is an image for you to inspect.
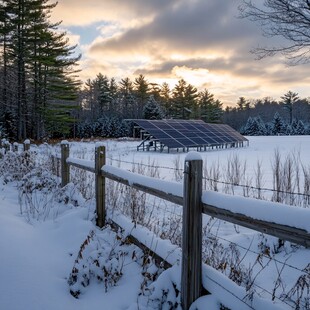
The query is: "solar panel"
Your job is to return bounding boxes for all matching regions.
[131,119,248,151]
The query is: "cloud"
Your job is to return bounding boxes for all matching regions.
[53,0,310,105]
[52,0,179,26]
[88,0,258,55]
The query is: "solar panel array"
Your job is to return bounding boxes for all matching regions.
[133,119,248,149]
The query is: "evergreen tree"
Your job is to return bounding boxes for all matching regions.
[281,91,299,125]
[286,118,298,135]
[149,82,161,102]
[237,96,248,111]
[143,95,163,120]
[134,74,149,118]
[172,79,198,119]
[271,112,286,135]
[242,116,266,135]
[184,83,198,118]
[0,2,13,118]
[296,119,305,135]
[108,77,118,113]
[119,77,136,118]
[0,0,80,139]
[198,90,223,123]
[93,73,111,113]
[160,82,171,117]
[172,79,187,118]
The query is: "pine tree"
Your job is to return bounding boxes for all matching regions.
[281,91,299,125]
[198,90,223,123]
[242,116,266,135]
[94,73,111,113]
[296,119,305,135]
[143,95,163,120]
[0,2,13,118]
[160,82,171,117]
[172,79,198,119]
[119,77,136,118]
[108,77,118,113]
[184,83,198,118]
[237,97,247,111]
[0,0,80,139]
[134,74,149,118]
[271,112,286,135]
[172,79,186,118]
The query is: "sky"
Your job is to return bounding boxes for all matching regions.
[50,0,310,107]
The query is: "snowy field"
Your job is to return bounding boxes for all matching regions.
[0,135,309,310]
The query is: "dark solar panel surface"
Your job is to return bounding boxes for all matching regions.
[133,119,248,149]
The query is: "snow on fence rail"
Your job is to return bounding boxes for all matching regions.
[57,142,310,309]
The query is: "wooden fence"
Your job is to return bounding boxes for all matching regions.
[56,142,310,309]
[4,140,307,309]
[0,139,30,154]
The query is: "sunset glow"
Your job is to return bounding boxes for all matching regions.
[51,0,310,106]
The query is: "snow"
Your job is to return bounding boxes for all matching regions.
[109,210,182,266]
[0,182,142,310]
[95,142,106,148]
[203,190,310,232]
[185,151,202,161]
[1,135,310,309]
[67,157,95,171]
[102,164,183,198]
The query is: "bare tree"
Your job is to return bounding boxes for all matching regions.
[239,0,310,65]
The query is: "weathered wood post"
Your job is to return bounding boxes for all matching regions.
[182,152,203,309]
[61,141,70,187]
[95,144,106,228]
[4,140,10,153]
[13,142,19,152]
[23,139,30,152]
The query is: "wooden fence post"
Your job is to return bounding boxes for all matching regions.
[13,142,19,152]
[95,144,106,228]
[23,139,30,152]
[182,153,203,310]
[4,140,10,153]
[61,141,70,187]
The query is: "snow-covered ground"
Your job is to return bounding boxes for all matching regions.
[0,136,309,309]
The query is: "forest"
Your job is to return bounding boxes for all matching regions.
[1,0,310,141]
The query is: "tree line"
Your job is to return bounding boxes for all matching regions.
[1,0,310,141]
[75,73,310,139]
[75,73,224,138]
[224,91,310,135]
[0,0,80,141]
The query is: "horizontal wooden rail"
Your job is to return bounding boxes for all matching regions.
[202,203,310,248]
[101,165,183,206]
[67,157,95,173]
